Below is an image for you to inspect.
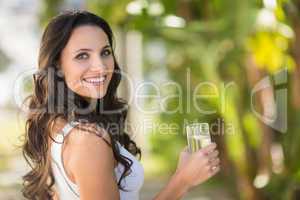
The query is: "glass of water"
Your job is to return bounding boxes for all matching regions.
[186,123,211,153]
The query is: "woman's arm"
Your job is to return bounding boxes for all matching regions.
[66,125,120,200]
[152,171,189,200]
[154,143,220,200]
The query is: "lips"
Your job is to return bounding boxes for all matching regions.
[82,75,107,85]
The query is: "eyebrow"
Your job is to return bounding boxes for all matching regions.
[74,44,111,53]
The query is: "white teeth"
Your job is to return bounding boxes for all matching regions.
[84,76,106,84]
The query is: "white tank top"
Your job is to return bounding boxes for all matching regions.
[50,121,144,200]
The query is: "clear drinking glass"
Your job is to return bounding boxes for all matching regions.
[186,123,211,153]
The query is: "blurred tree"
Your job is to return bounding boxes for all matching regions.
[39,0,64,27]
[0,49,10,72]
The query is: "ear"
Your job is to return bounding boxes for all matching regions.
[57,68,64,79]
[55,61,65,78]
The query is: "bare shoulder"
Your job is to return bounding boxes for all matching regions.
[49,119,115,171]
[66,122,119,199]
[49,119,119,198]
[66,122,115,171]
[69,122,112,147]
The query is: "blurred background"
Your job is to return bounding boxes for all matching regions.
[1,0,300,199]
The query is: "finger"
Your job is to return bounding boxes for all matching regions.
[209,165,220,176]
[207,150,219,160]
[209,158,220,166]
[199,143,217,155]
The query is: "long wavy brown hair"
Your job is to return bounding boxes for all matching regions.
[21,10,141,199]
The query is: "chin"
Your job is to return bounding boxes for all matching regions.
[83,91,107,100]
[70,85,109,100]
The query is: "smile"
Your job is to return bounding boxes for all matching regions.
[82,75,107,85]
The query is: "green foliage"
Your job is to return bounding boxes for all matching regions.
[246,31,295,73]
[243,112,262,149]
[39,0,63,27]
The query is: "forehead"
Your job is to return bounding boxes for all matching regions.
[64,25,110,52]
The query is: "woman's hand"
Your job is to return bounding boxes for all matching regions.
[175,143,220,189]
[153,143,220,200]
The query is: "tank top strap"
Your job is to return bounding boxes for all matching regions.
[61,121,80,137]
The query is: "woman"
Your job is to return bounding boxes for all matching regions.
[22,10,220,200]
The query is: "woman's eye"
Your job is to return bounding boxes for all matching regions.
[75,53,89,60]
[101,49,111,57]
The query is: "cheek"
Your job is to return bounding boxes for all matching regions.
[63,64,86,89]
[107,60,115,81]
[106,57,115,70]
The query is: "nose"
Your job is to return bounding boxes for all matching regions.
[90,56,107,71]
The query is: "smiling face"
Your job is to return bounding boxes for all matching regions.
[59,25,114,99]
